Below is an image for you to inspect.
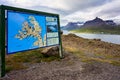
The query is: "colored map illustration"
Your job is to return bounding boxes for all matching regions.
[15,16,46,47]
[7,11,47,53]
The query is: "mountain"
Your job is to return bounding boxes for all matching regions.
[61,17,120,34]
[62,17,117,31]
[105,20,116,26]
[81,17,116,29]
[62,22,83,30]
[72,17,120,34]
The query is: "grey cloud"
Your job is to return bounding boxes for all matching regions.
[1,0,119,25]
[101,7,120,17]
[62,0,109,12]
[31,5,69,17]
[96,4,120,19]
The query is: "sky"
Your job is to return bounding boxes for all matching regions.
[0,0,120,26]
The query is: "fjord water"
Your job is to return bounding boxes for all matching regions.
[63,30,120,44]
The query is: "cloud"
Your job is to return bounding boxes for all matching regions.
[0,0,68,11]
[96,0,120,19]
[63,0,120,25]
[0,0,120,25]
[0,0,106,12]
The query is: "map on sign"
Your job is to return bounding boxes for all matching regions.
[7,11,59,54]
[15,16,46,47]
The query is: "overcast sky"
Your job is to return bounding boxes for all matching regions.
[0,0,120,26]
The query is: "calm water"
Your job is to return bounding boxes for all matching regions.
[63,30,120,44]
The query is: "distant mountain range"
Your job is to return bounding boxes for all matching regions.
[62,22,83,30]
[62,17,118,30]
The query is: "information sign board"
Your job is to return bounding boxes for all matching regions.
[7,11,59,54]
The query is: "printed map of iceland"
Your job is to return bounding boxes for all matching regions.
[15,16,46,47]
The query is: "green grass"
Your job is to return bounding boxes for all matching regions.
[110,61,120,66]
[75,51,120,66]
[72,28,120,34]
[6,49,60,72]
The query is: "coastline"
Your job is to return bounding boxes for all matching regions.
[63,30,120,45]
[70,29,120,35]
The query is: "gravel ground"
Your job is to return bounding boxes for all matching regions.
[0,53,120,80]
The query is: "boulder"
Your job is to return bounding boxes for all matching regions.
[60,30,63,35]
[41,46,59,56]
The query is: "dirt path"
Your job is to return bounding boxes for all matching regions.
[1,52,120,80]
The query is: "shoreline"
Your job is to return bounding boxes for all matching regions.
[70,30,120,35]
[63,31,120,45]
[62,33,120,64]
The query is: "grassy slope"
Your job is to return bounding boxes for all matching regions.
[62,34,120,66]
[72,27,120,34]
[5,33,120,72]
[6,49,60,72]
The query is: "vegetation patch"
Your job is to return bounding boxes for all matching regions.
[62,34,120,66]
[6,49,60,72]
[71,27,120,34]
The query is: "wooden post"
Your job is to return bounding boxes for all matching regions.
[0,5,6,77]
[57,15,64,59]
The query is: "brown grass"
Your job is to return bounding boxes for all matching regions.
[62,34,120,66]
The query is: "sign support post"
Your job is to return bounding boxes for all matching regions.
[58,16,64,59]
[0,5,6,77]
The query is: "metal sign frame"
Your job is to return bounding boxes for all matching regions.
[0,5,63,77]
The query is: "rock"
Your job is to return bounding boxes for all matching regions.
[93,39,101,41]
[41,46,59,56]
[60,30,63,35]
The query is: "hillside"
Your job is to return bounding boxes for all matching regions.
[81,17,116,29]
[73,25,120,34]
[70,17,120,34]
[62,22,83,30]
[1,34,120,80]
